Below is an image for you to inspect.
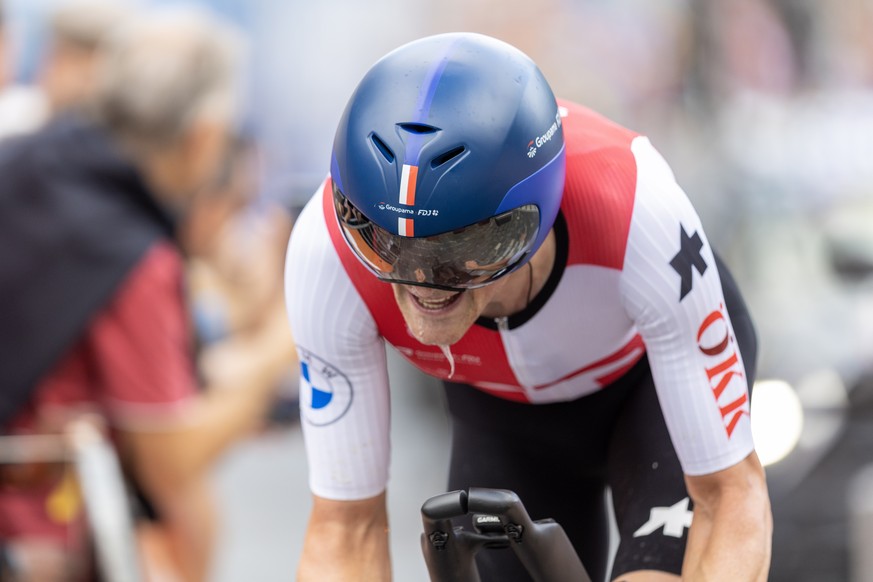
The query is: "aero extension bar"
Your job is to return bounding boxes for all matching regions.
[420,488,591,582]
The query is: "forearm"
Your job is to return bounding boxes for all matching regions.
[156,479,219,582]
[116,389,272,582]
[119,388,271,492]
[180,383,274,473]
[298,493,391,582]
[143,321,294,484]
[298,525,391,582]
[683,476,772,580]
[176,303,296,475]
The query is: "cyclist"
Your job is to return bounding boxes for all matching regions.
[285,33,772,581]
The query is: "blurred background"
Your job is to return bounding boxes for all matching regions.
[2,0,873,580]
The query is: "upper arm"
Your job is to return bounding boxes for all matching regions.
[82,243,214,504]
[285,189,392,501]
[620,138,754,476]
[114,425,203,500]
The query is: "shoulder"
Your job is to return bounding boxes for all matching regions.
[559,100,639,156]
[556,102,691,271]
[64,240,199,429]
[89,240,188,363]
[119,241,185,302]
[625,136,702,250]
[285,181,348,301]
[91,240,188,351]
[284,181,379,349]
[287,183,333,265]
[619,138,716,322]
[557,100,642,269]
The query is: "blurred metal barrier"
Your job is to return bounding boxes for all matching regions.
[67,418,144,582]
[849,464,873,582]
[0,417,144,582]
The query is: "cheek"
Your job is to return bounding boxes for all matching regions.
[392,287,423,320]
[391,285,407,309]
[470,281,505,308]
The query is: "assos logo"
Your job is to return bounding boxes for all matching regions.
[298,348,353,426]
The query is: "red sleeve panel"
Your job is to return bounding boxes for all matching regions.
[557,99,639,270]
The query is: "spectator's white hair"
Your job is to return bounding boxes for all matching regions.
[93,5,244,150]
[49,0,138,50]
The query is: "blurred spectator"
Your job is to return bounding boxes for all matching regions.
[38,0,137,116]
[0,2,48,140]
[0,5,293,582]
[0,0,135,142]
[180,135,299,424]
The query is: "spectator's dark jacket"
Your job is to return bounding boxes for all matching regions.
[0,115,175,428]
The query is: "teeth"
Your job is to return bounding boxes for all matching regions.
[419,297,450,308]
[413,294,458,310]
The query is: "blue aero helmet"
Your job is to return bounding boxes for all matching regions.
[331,32,566,291]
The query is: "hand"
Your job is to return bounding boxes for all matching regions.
[4,539,75,582]
[189,206,292,334]
[198,298,295,401]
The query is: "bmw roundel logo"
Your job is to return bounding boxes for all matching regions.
[298,348,353,426]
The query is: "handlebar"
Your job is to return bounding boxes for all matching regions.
[420,488,591,582]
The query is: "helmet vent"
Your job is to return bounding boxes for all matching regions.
[370,133,395,163]
[430,146,466,169]
[398,122,439,134]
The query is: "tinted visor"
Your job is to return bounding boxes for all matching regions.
[333,185,540,290]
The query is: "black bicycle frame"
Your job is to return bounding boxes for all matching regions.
[420,488,592,582]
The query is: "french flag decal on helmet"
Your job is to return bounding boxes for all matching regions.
[398,217,414,236]
[399,164,418,206]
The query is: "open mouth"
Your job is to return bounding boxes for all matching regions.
[409,290,463,312]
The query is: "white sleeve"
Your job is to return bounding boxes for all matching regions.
[284,185,392,500]
[620,138,755,476]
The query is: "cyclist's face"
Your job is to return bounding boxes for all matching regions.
[392,271,527,346]
[391,229,555,346]
[391,277,512,346]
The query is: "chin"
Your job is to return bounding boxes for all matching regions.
[412,326,467,347]
[401,311,474,346]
